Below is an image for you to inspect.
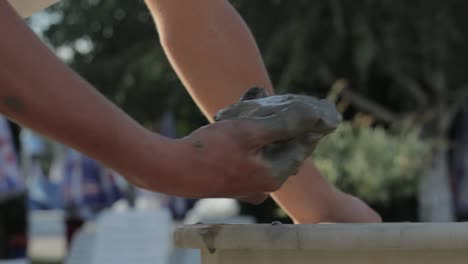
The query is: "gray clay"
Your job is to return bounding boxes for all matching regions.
[215,87,341,184]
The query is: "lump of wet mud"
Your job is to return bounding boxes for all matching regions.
[215,87,341,183]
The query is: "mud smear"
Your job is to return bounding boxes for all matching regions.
[198,224,223,254]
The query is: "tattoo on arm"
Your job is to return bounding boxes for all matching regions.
[193,140,204,149]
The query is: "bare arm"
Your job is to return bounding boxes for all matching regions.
[145,0,381,223]
[0,1,287,199]
[0,1,160,180]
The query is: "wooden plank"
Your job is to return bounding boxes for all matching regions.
[175,223,468,251]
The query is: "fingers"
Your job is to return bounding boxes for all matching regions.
[215,90,341,149]
[237,193,269,205]
[219,123,328,186]
[208,92,342,196]
[261,133,323,184]
[263,140,308,183]
[248,160,282,192]
[252,100,340,145]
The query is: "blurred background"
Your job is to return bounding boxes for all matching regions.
[1,0,467,263]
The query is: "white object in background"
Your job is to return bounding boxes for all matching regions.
[184,199,240,225]
[176,199,252,264]
[28,210,65,260]
[65,223,97,264]
[110,196,162,212]
[7,0,61,18]
[28,209,65,238]
[92,209,173,264]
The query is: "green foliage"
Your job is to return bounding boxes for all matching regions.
[314,122,429,203]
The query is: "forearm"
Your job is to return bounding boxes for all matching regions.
[0,1,170,183]
[271,160,339,223]
[146,0,273,120]
[146,0,337,222]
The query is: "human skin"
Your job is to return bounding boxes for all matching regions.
[145,0,382,223]
[0,0,310,199]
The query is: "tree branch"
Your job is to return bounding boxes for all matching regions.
[340,88,399,123]
[394,75,430,107]
[382,65,430,107]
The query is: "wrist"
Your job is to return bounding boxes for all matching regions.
[110,125,175,188]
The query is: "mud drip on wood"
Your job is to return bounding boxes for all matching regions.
[198,224,222,254]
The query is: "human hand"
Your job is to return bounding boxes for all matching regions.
[129,117,311,203]
[212,87,342,204]
[174,120,281,199]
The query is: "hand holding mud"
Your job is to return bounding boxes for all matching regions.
[216,87,341,183]
[1,0,380,221]
[165,88,340,203]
